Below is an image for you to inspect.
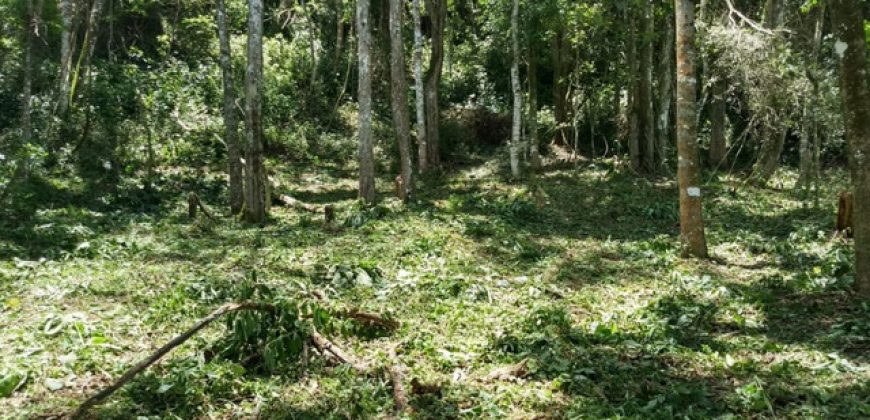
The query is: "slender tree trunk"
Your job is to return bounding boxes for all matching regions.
[553,29,568,146]
[244,0,268,223]
[799,4,825,190]
[57,0,75,116]
[357,0,376,203]
[71,0,106,103]
[699,0,726,168]
[641,0,656,172]
[763,0,782,28]
[751,0,785,184]
[21,0,35,148]
[216,0,244,214]
[528,48,541,168]
[708,81,727,166]
[627,15,641,170]
[411,0,427,173]
[508,0,522,177]
[830,0,870,296]
[388,0,414,202]
[657,10,675,171]
[675,0,708,258]
[335,0,344,64]
[424,0,446,168]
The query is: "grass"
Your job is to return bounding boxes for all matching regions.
[1,154,868,419]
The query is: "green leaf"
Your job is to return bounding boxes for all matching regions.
[0,373,25,398]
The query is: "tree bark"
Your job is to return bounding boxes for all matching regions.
[71,0,106,103]
[553,29,568,146]
[798,4,825,191]
[244,0,268,223]
[627,14,641,171]
[750,0,785,184]
[657,9,675,172]
[708,81,727,167]
[411,0,427,173]
[57,0,75,116]
[830,0,870,296]
[641,0,656,172]
[528,47,541,168]
[509,0,522,177]
[357,0,376,203]
[388,0,414,202]
[216,0,244,215]
[763,0,782,28]
[675,0,708,258]
[21,0,35,148]
[424,0,446,168]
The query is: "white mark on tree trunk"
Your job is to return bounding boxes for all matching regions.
[687,187,701,197]
[834,40,848,58]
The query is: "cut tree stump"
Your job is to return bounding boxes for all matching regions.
[837,191,853,237]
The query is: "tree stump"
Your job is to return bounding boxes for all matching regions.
[837,191,853,237]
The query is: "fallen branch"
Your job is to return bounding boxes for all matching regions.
[338,309,401,331]
[72,302,275,419]
[387,348,410,414]
[276,194,335,223]
[188,192,216,220]
[310,329,371,372]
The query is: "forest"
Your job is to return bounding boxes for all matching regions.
[0,0,868,418]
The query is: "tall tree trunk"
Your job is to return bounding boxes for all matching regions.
[244,0,268,223]
[699,0,726,168]
[751,0,785,184]
[216,0,244,215]
[357,0,376,203]
[763,0,782,28]
[71,0,106,103]
[21,0,35,148]
[657,10,675,171]
[388,0,414,201]
[528,47,541,168]
[411,0,427,173]
[627,15,641,170]
[335,0,344,65]
[830,0,870,295]
[509,0,522,177]
[553,29,568,146]
[57,0,75,116]
[675,0,708,258]
[641,0,656,172]
[708,81,727,166]
[424,0,446,168]
[798,4,825,190]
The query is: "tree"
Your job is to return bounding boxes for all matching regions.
[424,0,446,168]
[750,0,786,184]
[509,0,522,178]
[829,0,870,295]
[627,11,641,171]
[641,0,656,172]
[216,0,244,215]
[57,0,75,116]
[388,0,414,202]
[357,0,376,204]
[656,6,675,171]
[21,0,36,149]
[528,42,541,168]
[675,0,708,258]
[244,0,268,223]
[411,0,427,173]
